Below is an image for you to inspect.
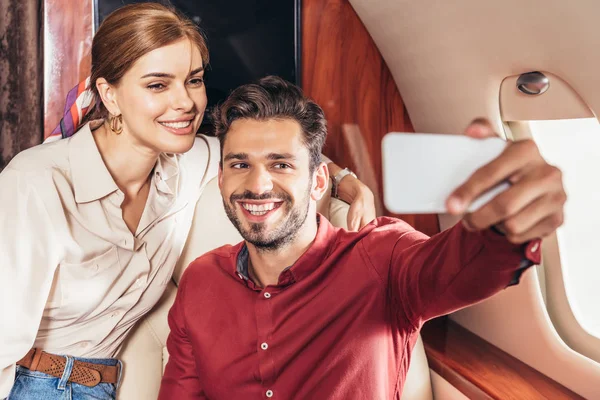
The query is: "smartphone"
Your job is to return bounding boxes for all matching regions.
[382,133,510,214]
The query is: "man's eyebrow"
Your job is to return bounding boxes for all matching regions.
[140,67,204,79]
[223,152,248,162]
[267,153,296,161]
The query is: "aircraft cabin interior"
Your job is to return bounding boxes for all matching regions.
[1,0,599,398]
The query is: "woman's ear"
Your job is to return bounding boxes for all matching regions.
[96,78,121,115]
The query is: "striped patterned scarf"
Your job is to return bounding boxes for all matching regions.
[45,77,95,143]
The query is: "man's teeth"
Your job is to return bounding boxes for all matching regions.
[242,203,276,215]
[160,120,191,129]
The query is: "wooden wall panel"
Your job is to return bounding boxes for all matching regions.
[43,0,93,138]
[422,318,585,399]
[301,0,440,236]
[0,0,43,170]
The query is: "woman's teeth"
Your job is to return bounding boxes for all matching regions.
[160,120,191,129]
[242,202,276,216]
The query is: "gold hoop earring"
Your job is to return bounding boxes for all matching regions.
[108,114,123,135]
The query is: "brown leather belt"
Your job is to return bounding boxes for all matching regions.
[16,348,120,387]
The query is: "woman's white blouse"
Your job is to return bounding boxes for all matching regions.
[0,123,220,397]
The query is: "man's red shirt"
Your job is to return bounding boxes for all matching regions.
[159,216,540,399]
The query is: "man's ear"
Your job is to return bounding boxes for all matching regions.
[96,77,121,115]
[311,162,329,201]
[218,164,223,189]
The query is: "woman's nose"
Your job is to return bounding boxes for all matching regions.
[172,87,195,112]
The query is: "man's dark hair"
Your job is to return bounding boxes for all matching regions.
[212,75,327,172]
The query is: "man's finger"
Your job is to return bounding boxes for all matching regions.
[498,190,567,240]
[464,118,497,139]
[447,140,537,214]
[505,212,565,244]
[463,166,559,230]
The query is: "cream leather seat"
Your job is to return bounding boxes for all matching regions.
[116,177,433,399]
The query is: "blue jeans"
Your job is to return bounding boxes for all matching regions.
[8,356,122,400]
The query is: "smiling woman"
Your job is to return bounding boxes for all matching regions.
[94,37,207,156]
[0,3,376,400]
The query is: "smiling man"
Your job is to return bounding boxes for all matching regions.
[158,76,566,400]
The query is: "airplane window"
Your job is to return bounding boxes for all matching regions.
[525,118,600,340]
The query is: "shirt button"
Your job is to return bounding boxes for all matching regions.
[264,292,271,299]
[80,341,90,348]
[111,311,121,318]
[135,278,144,289]
[261,342,268,350]
[266,390,273,398]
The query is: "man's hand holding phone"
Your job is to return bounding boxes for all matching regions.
[447,118,567,244]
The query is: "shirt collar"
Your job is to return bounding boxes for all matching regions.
[235,214,336,286]
[286,215,336,283]
[69,121,119,203]
[69,121,181,203]
[153,152,180,196]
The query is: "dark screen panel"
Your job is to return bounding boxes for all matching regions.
[95,0,300,124]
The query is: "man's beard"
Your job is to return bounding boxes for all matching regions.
[223,184,312,252]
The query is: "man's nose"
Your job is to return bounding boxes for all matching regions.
[247,167,274,195]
